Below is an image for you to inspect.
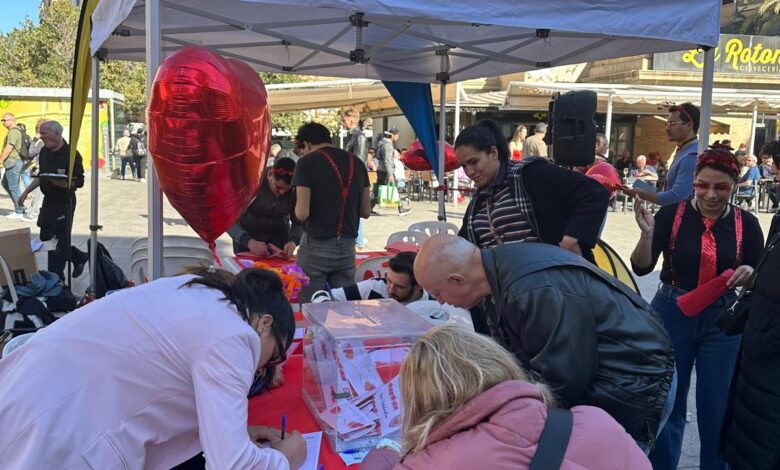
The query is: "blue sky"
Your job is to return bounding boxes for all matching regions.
[0,1,40,34]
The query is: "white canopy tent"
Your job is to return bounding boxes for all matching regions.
[88,0,721,280]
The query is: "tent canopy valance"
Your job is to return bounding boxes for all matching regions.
[506,81,780,114]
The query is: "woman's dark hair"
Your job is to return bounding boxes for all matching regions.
[182,267,295,349]
[270,157,296,185]
[454,119,510,161]
[388,251,418,286]
[295,122,332,146]
[695,143,740,183]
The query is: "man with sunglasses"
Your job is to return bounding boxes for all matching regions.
[623,103,700,207]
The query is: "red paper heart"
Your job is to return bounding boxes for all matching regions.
[401,139,458,172]
[149,46,271,255]
[586,162,622,198]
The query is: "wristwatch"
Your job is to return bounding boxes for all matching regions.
[376,438,402,453]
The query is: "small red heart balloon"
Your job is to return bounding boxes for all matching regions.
[401,139,458,172]
[586,161,622,198]
[149,46,271,255]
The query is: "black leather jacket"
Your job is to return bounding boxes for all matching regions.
[345,127,368,165]
[481,243,674,449]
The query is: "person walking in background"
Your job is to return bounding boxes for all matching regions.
[1,113,26,218]
[342,109,369,249]
[130,128,148,182]
[116,129,136,181]
[372,127,412,217]
[630,145,764,470]
[359,326,651,470]
[292,122,370,302]
[521,122,548,158]
[508,124,526,161]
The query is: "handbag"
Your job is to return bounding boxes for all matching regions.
[378,183,400,208]
[716,232,780,336]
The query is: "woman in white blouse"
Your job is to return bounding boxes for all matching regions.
[0,268,305,470]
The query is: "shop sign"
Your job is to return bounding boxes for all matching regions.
[653,34,780,74]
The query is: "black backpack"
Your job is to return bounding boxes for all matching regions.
[15,126,33,161]
[88,240,130,298]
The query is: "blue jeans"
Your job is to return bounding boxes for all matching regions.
[356,219,365,249]
[649,284,740,470]
[1,159,24,214]
[297,234,356,302]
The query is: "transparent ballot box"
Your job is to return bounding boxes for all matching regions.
[302,299,432,452]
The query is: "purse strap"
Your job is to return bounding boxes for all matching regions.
[734,231,780,302]
[529,408,573,470]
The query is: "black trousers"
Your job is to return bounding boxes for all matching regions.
[133,155,147,179]
[39,206,87,281]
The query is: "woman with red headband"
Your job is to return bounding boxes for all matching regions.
[228,157,301,257]
[630,144,764,470]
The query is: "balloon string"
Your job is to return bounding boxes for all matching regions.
[209,242,223,267]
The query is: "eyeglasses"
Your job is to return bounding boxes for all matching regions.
[263,329,288,368]
[666,120,685,127]
[693,182,733,192]
[0,119,7,123]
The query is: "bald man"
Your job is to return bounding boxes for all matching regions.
[414,235,675,451]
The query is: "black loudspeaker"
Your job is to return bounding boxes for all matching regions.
[547,90,597,167]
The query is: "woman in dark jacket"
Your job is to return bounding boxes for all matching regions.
[228,157,301,256]
[455,119,609,262]
[720,211,780,470]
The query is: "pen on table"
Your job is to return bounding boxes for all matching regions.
[281,415,286,440]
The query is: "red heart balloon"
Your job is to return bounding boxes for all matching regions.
[585,161,622,198]
[401,139,458,172]
[149,46,270,255]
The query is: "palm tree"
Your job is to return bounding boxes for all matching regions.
[724,0,780,36]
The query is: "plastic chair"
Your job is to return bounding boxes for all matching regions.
[130,236,210,254]
[131,255,212,285]
[733,180,760,214]
[130,246,213,266]
[386,230,429,247]
[408,221,459,237]
[354,255,393,282]
[2,332,34,357]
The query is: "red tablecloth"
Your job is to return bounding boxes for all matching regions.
[248,355,356,469]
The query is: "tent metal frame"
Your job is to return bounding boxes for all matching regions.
[88,0,719,282]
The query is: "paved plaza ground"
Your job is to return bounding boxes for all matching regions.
[2,174,777,468]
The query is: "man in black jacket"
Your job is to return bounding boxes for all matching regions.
[18,120,88,280]
[415,234,676,451]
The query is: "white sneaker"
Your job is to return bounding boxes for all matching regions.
[22,215,36,223]
[139,178,146,182]
[6,212,24,219]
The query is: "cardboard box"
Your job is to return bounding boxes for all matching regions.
[0,227,38,287]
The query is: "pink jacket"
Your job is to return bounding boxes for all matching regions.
[362,380,650,470]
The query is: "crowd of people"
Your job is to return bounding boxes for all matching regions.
[2,101,780,470]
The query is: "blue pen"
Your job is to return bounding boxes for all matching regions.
[281,415,287,440]
[317,465,325,470]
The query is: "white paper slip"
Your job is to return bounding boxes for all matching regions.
[338,448,371,466]
[301,431,323,470]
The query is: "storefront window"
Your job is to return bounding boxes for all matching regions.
[609,123,633,160]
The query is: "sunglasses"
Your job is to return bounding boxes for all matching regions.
[693,182,733,192]
[263,329,288,368]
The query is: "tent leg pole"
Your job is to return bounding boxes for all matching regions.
[698,47,715,155]
[438,82,446,221]
[146,0,164,279]
[89,54,100,294]
[605,92,614,159]
[452,82,461,208]
[748,99,759,155]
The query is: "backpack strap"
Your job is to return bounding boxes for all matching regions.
[529,408,573,470]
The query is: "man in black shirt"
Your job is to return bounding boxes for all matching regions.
[292,122,370,301]
[18,120,88,280]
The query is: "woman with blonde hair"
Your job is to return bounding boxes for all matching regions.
[508,124,526,161]
[361,326,650,469]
